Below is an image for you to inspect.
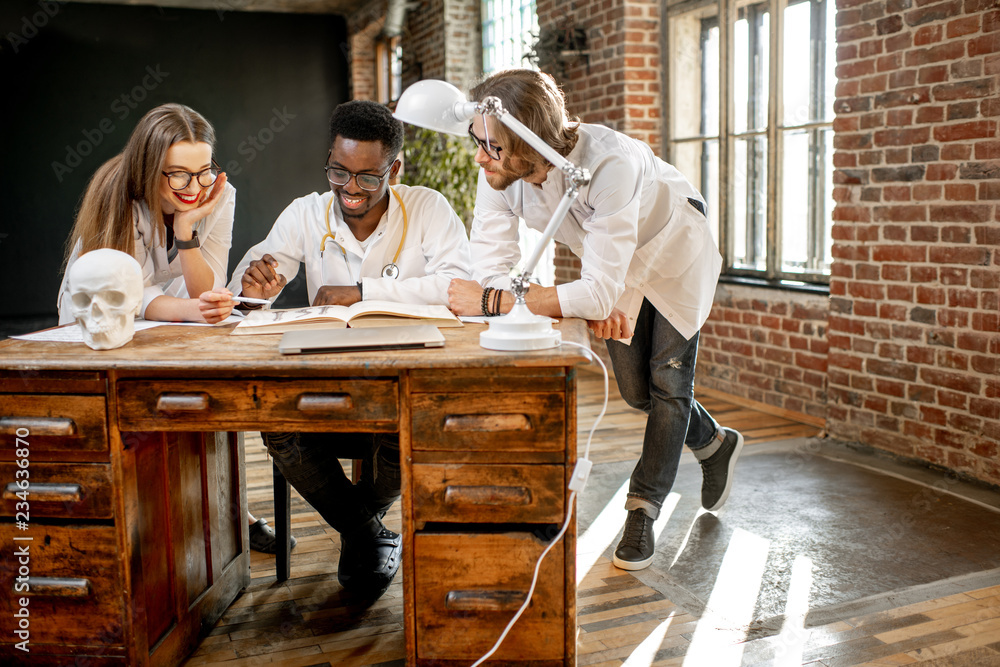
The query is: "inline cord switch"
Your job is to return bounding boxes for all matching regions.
[569,459,592,492]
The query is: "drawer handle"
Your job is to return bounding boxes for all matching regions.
[155,393,210,412]
[19,577,92,598]
[445,589,526,612]
[296,394,353,412]
[0,417,77,437]
[444,485,532,506]
[442,414,531,432]
[3,483,82,503]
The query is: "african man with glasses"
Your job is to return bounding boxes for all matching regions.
[226,100,471,602]
[59,103,236,325]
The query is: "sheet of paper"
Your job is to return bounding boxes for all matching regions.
[11,315,242,343]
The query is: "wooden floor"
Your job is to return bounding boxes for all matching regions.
[185,367,1000,667]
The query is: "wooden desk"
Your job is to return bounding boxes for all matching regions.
[0,320,588,665]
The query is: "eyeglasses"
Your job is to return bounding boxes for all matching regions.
[161,160,221,191]
[468,125,502,161]
[324,156,395,192]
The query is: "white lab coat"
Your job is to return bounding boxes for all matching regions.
[57,182,236,324]
[470,124,722,340]
[227,185,471,305]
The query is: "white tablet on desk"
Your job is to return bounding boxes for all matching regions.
[279,324,446,355]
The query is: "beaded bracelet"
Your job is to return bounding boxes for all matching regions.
[481,286,494,316]
[491,289,503,317]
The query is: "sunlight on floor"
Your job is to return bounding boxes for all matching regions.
[774,554,814,666]
[669,507,710,569]
[621,612,676,667]
[683,528,770,666]
[576,485,681,586]
[576,479,629,585]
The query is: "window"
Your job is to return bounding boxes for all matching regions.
[481,0,554,286]
[376,36,402,104]
[668,0,835,284]
[482,0,539,75]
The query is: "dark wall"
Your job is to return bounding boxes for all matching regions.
[0,0,347,331]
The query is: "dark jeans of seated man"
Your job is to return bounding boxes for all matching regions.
[261,431,401,535]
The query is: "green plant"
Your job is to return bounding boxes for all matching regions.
[525,14,589,79]
[401,126,479,233]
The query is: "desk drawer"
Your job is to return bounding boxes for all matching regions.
[117,379,398,431]
[0,462,113,519]
[414,532,564,661]
[0,394,108,458]
[412,464,565,525]
[410,393,565,453]
[0,523,124,649]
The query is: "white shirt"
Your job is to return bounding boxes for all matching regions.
[58,182,236,324]
[227,185,471,305]
[470,124,722,340]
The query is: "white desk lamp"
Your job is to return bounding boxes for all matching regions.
[394,79,591,350]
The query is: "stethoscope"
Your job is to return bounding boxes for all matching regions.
[320,186,408,279]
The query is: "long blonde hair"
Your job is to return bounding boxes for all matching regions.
[64,103,216,266]
[470,69,579,171]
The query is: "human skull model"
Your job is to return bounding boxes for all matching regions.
[68,249,143,350]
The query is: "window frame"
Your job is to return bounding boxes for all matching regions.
[376,35,402,104]
[481,0,538,75]
[666,0,834,286]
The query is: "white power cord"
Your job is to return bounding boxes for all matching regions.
[470,340,609,666]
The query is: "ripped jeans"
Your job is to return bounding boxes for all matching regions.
[605,298,720,519]
[262,431,401,535]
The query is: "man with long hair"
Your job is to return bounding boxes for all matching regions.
[448,69,743,571]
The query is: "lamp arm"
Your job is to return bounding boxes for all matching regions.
[498,113,574,175]
[513,185,580,298]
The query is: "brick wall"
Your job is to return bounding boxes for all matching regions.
[444,0,482,91]
[403,0,447,85]
[830,0,1000,483]
[398,0,480,91]
[536,0,662,148]
[539,0,663,292]
[699,287,831,422]
[347,0,481,97]
[347,2,385,101]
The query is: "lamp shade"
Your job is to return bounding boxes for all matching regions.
[393,79,478,136]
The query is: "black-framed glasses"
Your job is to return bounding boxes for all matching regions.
[324,154,394,192]
[468,125,502,161]
[161,160,221,191]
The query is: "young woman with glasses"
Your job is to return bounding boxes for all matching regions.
[58,103,236,324]
[55,103,295,555]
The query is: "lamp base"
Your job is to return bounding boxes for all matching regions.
[480,301,562,351]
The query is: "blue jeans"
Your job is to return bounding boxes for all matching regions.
[606,298,720,519]
[262,431,401,534]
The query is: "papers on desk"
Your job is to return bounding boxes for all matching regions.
[11,316,243,343]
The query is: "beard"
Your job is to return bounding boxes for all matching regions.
[483,156,539,190]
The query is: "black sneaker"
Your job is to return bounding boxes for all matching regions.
[338,515,401,601]
[248,517,297,554]
[700,427,744,511]
[612,509,656,571]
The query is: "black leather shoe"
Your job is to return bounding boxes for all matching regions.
[338,515,401,601]
[249,518,296,555]
[613,509,656,571]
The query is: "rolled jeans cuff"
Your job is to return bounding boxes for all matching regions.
[625,493,661,520]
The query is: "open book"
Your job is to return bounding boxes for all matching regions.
[231,300,462,335]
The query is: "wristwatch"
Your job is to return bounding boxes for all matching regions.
[174,230,200,250]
